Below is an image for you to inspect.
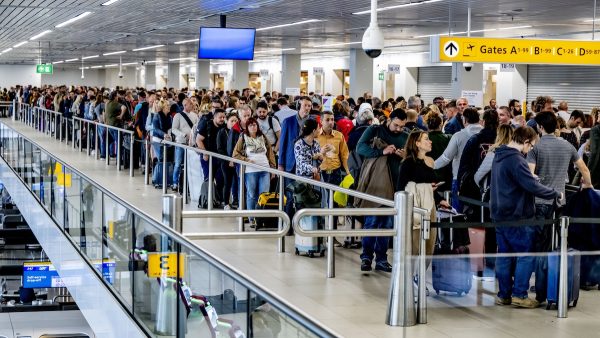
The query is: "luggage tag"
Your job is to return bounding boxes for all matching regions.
[181,284,192,307]
[232,329,246,338]
[206,303,219,329]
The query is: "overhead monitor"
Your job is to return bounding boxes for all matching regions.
[198,27,256,60]
[23,262,64,288]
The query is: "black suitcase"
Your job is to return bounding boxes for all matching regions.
[255,192,285,231]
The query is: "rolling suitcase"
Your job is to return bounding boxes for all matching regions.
[255,192,286,231]
[294,215,325,258]
[432,227,472,295]
[546,248,580,309]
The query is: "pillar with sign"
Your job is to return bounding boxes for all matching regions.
[451,62,484,105]
[496,64,527,109]
[282,54,301,94]
[231,60,249,92]
[349,49,374,100]
[195,60,210,90]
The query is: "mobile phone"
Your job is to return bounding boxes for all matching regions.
[434,181,445,187]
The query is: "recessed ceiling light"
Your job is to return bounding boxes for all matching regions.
[55,12,92,28]
[65,58,78,62]
[102,0,120,5]
[174,39,198,45]
[103,51,126,56]
[256,19,320,31]
[30,30,52,40]
[132,45,165,51]
[353,0,443,15]
[13,41,28,48]
[82,55,99,60]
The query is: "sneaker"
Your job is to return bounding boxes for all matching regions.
[223,205,231,211]
[495,297,512,305]
[511,296,539,308]
[375,261,393,273]
[361,259,372,272]
[171,184,179,192]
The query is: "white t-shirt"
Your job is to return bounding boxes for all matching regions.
[257,116,281,148]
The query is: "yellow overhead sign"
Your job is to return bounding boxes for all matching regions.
[431,36,600,65]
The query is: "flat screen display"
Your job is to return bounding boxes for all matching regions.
[23,262,64,288]
[198,27,256,60]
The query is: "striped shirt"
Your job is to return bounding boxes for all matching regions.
[526,134,579,206]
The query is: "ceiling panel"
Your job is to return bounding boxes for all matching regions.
[0,0,598,66]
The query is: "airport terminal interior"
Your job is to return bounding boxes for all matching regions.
[1,0,600,337]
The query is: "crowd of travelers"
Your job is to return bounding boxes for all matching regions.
[2,83,600,309]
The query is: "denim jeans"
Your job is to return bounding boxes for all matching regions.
[534,203,556,302]
[152,142,163,184]
[172,146,185,186]
[495,225,536,299]
[451,179,462,211]
[361,215,394,264]
[245,171,270,211]
[98,126,106,157]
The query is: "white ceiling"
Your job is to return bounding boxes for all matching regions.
[0,0,599,67]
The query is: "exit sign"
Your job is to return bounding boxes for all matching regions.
[36,64,53,74]
[378,71,384,81]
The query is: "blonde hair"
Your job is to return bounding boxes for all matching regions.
[428,104,441,115]
[406,109,418,122]
[156,99,169,112]
[489,124,514,152]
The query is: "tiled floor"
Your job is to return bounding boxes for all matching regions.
[6,119,600,338]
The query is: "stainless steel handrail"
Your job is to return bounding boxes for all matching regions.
[181,209,290,239]
[0,121,338,337]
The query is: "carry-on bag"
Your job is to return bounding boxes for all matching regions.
[432,226,472,295]
[546,248,580,309]
[255,192,286,231]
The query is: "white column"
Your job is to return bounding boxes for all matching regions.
[231,60,249,91]
[167,62,180,89]
[195,60,211,90]
[349,49,374,99]
[496,64,528,107]
[281,54,301,93]
[145,65,156,89]
[451,62,484,101]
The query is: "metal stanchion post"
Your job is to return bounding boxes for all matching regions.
[11,100,16,122]
[144,138,150,185]
[79,121,83,152]
[417,215,430,324]
[87,122,91,156]
[278,175,285,253]
[238,165,245,232]
[116,130,121,171]
[129,133,134,177]
[386,191,416,327]
[95,124,99,160]
[59,116,63,142]
[207,155,214,210]
[183,148,188,204]
[327,189,335,278]
[162,143,167,194]
[106,127,110,165]
[72,120,76,148]
[162,194,183,233]
[558,216,569,318]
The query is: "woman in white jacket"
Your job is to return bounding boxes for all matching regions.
[170,98,199,192]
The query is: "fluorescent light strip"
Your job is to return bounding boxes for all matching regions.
[145,60,162,64]
[249,58,279,63]
[584,19,600,22]
[256,19,320,31]
[1,48,13,53]
[498,25,532,30]
[65,58,78,62]
[122,62,138,66]
[102,0,120,5]
[55,12,92,28]
[79,67,90,70]
[82,55,99,60]
[169,57,195,61]
[13,41,28,48]
[353,0,443,15]
[30,30,52,40]
[311,41,361,48]
[91,65,104,69]
[103,50,126,56]
[414,25,531,38]
[174,39,198,45]
[132,45,164,51]
[255,48,296,54]
[52,61,64,64]
[104,64,118,67]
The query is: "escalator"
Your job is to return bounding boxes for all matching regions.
[0,122,336,338]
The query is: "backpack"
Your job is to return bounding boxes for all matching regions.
[267,115,279,144]
[347,150,363,185]
[192,114,211,147]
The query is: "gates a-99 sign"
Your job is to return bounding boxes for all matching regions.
[431,36,600,65]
